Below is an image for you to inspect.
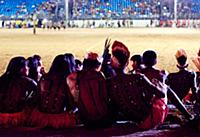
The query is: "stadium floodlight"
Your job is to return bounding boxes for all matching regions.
[65,0,69,21]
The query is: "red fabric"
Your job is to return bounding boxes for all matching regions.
[78,71,109,121]
[112,40,130,58]
[30,109,76,128]
[139,98,168,130]
[0,111,27,127]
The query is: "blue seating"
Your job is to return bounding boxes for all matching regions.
[192,0,200,13]
[72,0,161,19]
[72,0,200,19]
[0,0,48,18]
[1,0,200,19]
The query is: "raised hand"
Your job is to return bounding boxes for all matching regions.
[104,37,111,50]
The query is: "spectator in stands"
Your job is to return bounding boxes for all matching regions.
[165,49,198,103]
[0,56,37,127]
[30,54,76,128]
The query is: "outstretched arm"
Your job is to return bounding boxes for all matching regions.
[101,38,116,79]
[167,86,194,120]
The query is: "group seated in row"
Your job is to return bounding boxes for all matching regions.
[0,39,200,130]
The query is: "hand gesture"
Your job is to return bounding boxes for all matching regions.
[104,37,111,50]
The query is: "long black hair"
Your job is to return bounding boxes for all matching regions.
[27,56,40,82]
[64,53,76,73]
[0,56,27,92]
[48,54,71,77]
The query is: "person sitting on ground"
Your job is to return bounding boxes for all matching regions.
[141,49,194,122]
[75,59,83,72]
[0,56,37,127]
[107,40,168,130]
[165,49,198,103]
[33,54,46,76]
[129,54,143,74]
[30,54,76,128]
[76,52,112,129]
[141,50,167,83]
[27,56,42,84]
[103,41,194,129]
[65,53,76,73]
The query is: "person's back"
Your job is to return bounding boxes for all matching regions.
[166,49,197,101]
[106,41,167,129]
[129,54,143,74]
[77,52,111,128]
[78,70,110,124]
[141,50,166,82]
[0,56,37,127]
[30,55,76,128]
[109,73,158,122]
[0,76,37,113]
[166,70,196,101]
[38,74,73,114]
[142,67,166,82]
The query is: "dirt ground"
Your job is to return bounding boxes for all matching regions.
[0,28,200,74]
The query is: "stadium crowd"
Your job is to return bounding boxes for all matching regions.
[72,0,161,19]
[71,0,200,20]
[0,39,200,131]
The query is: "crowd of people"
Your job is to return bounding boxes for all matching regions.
[71,0,200,20]
[0,39,200,130]
[72,0,161,20]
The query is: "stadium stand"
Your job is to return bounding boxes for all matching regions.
[1,0,200,28]
[0,0,58,19]
[72,0,161,19]
[1,0,200,20]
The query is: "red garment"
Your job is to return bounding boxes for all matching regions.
[0,76,37,127]
[30,109,76,128]
[0,111,27,127]
[78,70,110,123]
[141,67,166,83]
[139,97,168,130]
[30,74,76,128]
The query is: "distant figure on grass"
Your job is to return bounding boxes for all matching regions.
[30,54,76,128]
[0,56,37,127]
[165,49,198,103]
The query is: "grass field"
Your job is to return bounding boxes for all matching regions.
[0,28,199,75]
